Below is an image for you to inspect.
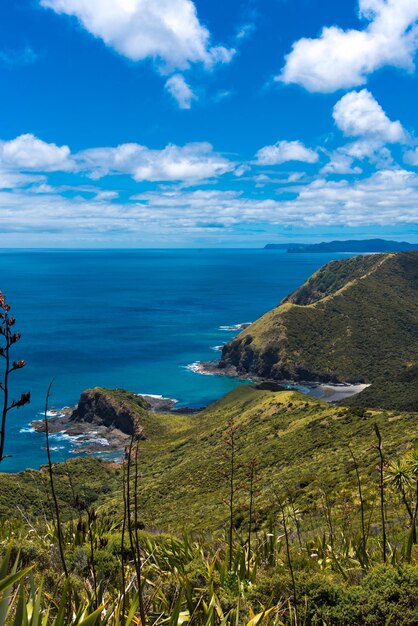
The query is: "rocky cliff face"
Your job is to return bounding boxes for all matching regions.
[70,388,148,438]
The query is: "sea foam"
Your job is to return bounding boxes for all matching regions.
[219,322,251,331]
[184,362,214,376]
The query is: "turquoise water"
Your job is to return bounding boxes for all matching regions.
[0,249,353,472]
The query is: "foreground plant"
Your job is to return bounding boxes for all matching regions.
[44,380,69,578]
[0,290,30,464]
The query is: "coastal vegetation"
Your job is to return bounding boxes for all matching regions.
[1,384,418,624]
[1,250,418,624]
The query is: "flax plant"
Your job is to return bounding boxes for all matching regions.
[44,380,68,578]
[374,424,387,563]
[0,290,30,464]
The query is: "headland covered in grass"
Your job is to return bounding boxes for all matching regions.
[218,251,418,412]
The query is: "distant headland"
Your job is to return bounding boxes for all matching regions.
[265,238,418,253]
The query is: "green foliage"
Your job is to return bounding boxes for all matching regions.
[283,254,382,306]
[0,457,122,519]
[331,565,418,626]
[1,384,418,537]
[1,384,418,623]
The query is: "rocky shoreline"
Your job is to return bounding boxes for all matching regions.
[191,360,370,402]
[32,410,130,456]
[31,394,180,457]
[29,349,369,460]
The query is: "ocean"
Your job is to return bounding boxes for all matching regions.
[0,248,354,472]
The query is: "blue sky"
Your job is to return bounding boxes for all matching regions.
[0,0,418,247]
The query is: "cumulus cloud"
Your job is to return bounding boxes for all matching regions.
[77,141,235,182]
[283,168,418,226]
[404,148,418,166]
[1,129,418,244]
[0,170,45,189]
[165,74,196,109]
[0,133,235,183]
[279,0,418,92]
[254,140,318,165]
[321,152,362,175]
[333,89,406,142]
[321,90,407,175]
[40,0,234,72]
[0,134,73,171]
[322,140,393,175]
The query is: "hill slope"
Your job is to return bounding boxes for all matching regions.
[2,385,418,625]
[1,385,417,533]
[219,252,418,410]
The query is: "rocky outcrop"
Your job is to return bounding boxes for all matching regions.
[70,388,148,438]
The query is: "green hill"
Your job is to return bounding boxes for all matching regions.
[1,385,417,532]
[113,384,418,532]
[219,252,418,410]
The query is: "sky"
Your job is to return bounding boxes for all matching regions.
[0,0,418,247]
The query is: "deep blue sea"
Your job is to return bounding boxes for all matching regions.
[0,249,353,472]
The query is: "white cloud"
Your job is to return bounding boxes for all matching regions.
[0,133,235,183]
[0,134,73,171]
[40,0,234,72]
[2,167,417,245]
[234,164,250,177]
[404,148,418,166]
[236,23,256,41]
[77,141,235,182]
[255,140,318,165]
[288,172,304,182]
[282,168,418,226]
[0,170,45,189]
[165,74,196,109]
[321,152,362,175]
[321,90,407,175]
[333,89,406,142]
[279,0,418,92]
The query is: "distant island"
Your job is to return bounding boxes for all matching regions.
[265,238,418,253]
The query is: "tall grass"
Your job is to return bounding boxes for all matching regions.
[2,426,418,624]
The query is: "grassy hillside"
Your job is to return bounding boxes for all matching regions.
[2,255,418,624]
[2,384,418,624]
[220,252,418,410]
[2,385,418,624]
[124,385,417,532]
[2,385,417,532]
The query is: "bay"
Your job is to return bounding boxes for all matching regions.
[0,248,354,472]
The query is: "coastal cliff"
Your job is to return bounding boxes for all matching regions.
[70,387,149,438]
[219,251,418,410]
